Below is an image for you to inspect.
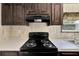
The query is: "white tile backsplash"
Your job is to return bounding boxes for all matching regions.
[29,23,48,32]
[49,26,74,40]
[1,24,75,42]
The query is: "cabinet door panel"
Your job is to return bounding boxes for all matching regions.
[54,4,62,25]
[2,4,13,25]
[24,3,38,15]
[38,3,51,15]
[51,3,63,25]
[13,4,26,25]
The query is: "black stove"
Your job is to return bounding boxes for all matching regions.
[20,32,58,56]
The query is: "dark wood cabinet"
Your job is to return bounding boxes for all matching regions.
[2,3,63,25]
[38,3,51,15]
[13,4,26,25]
[24,3,38,15]
[24,3,51,15]
[2,4,13,25]
[51,4,63,25]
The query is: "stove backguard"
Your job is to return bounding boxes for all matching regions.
[29,32,49,40]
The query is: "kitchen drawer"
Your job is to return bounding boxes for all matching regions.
[59,52,79,56]
[1,51,19,56]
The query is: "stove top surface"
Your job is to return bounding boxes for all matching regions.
[20,32,58,52]
[20,39,57,52]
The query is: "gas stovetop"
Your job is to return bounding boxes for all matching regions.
[20,39,57,52]
[22,39,56,47]
[20,32,58,56]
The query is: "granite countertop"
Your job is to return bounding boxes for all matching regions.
[0,38,27,51]
[51,40,79,51]
[0,39,79,51]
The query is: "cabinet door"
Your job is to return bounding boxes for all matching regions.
[24,3,38,15]
[51,3,63,25]
[2,3,13,25]
[13,4,26,25]
[38,3,51,15]
[24,3,51,15]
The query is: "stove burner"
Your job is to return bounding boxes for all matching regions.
[41,40,53,48]
[26,40,36,47]
[43,43,53,48]
[26,42,36,47]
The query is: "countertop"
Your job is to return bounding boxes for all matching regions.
[0,39,79,52]
[51,40,79,52]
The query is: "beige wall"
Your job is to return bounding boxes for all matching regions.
[1,25,75,41]
[0,3,1,41]
[63,4,79,12]
[0,4,79,43]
